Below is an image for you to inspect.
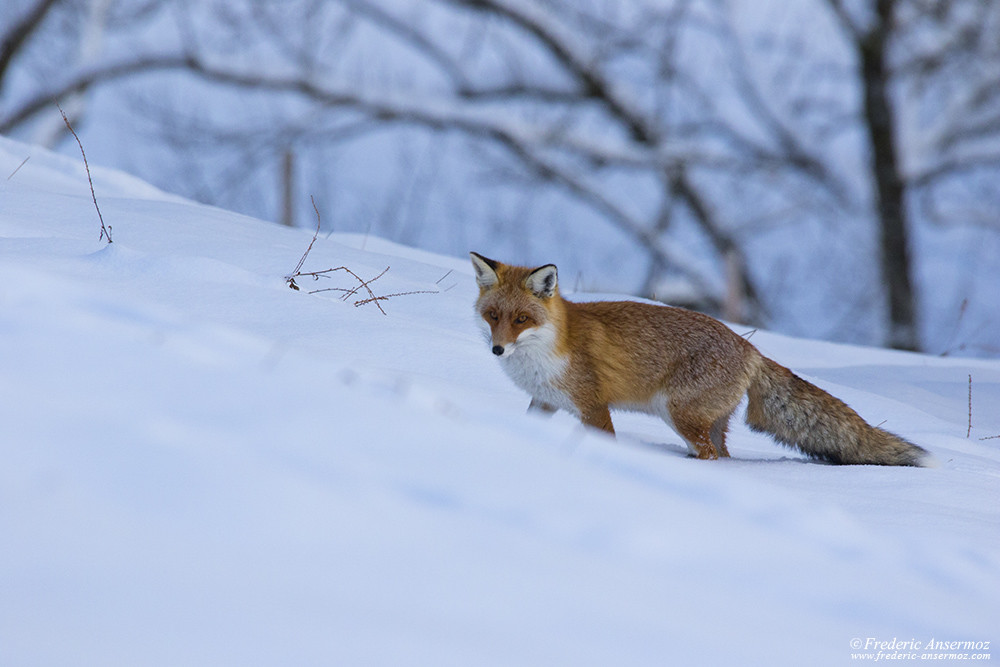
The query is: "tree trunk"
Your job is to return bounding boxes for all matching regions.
[281,149,295,227]
[857,0,920,351]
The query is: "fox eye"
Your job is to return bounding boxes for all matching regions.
[486,310,499,321]
[514,314,529,324]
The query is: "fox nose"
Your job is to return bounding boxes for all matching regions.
[492,345,504,356]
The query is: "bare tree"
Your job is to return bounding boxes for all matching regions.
[138,0,785,323]
[828,0,918,349]
[4,0,998,352]
[822,0,1000,350]
[0,0,190,140]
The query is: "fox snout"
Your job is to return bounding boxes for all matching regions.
[482,317,524,358]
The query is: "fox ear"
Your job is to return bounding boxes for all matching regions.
[470,252,499,289]
[526,264,558,298]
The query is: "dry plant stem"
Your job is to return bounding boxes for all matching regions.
[285,197,437,314]
[58,104,111,244]
[966,375,998,441]
[307,266,389,314]
[285,196,322,290]
[336,266,389,302]
[282,209,392,314]
[7,156,29,180]
[354,289,437,307]
[967,374,972,438]
[435,269,459,292]
[306,267,437,313]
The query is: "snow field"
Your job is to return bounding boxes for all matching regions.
[1,135,998,666]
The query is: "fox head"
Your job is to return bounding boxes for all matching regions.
[470,252,560,358]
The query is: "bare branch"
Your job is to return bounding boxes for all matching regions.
[0,0,61,91]
[825,0,864,40]
[6,155,30,180]
[0,54,196,134]
[285,199,434,314]
[907,152,1000,190]
[446,0,657,144]
[353,288,437,308]
[286,195,323,289]
[669,170,766,320]
[334,0,471,90]
[714,8,854,207]
[59,104,112,244]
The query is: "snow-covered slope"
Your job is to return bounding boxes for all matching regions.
[2,135,998,665]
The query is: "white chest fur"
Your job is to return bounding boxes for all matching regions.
[496,322,576,414]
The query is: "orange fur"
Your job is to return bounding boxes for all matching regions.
[471,252,929,466]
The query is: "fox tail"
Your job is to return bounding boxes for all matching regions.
[745,356,930,467]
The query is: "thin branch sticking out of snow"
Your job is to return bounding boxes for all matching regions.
[284,196,435,314]
[59,104,111,244]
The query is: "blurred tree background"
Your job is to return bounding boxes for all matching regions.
[2,0,998,354]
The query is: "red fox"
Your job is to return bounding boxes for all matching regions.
[470,252,929,466]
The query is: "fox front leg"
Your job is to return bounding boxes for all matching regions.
[580,403,615,435]
[528,397,558,415]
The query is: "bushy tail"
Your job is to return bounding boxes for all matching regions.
[746,356,929,466]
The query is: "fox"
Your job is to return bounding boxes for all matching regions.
[470,252,930,466]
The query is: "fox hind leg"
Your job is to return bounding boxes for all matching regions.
[709,411,733,458]
[670,403,734,460]
[671,414,718,460]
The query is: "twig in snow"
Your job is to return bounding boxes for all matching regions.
[967,374,972,438]
[353,288,438,308]
[301,264,435,315]
[59,104,111,244]
[966,375,998,441]
[337,265,389,302]
[284,197,437,314]
[306,265,390,314]
[940,299,970,357]
[7,156,29,180]
[286,196,322,288]
[435,269,459,292]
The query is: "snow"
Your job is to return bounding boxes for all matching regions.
[1,134,998,665]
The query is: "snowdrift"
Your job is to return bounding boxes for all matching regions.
[1,135,998,665]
